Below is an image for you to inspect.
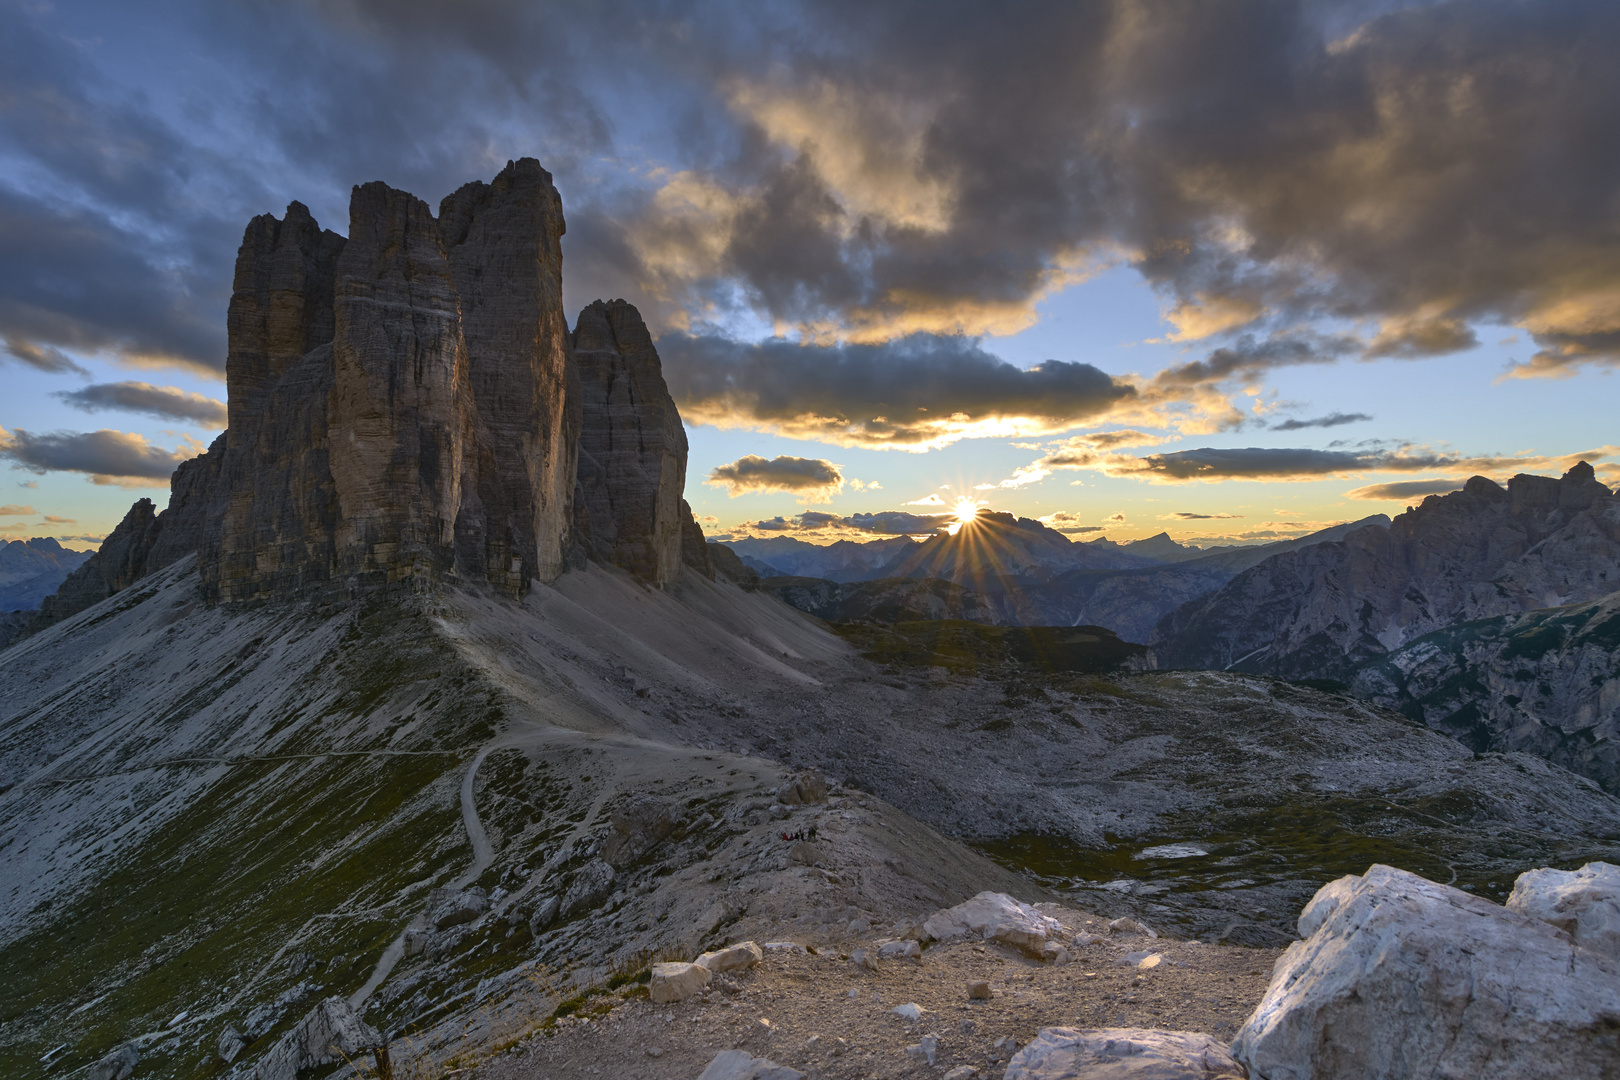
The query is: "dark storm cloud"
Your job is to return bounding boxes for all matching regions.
[5,0,1620,395]
[660,332,1136,449]
[1270,411,1373,431]
[0,426,200,484]
[56,382,228,427]
[706,454,843,496]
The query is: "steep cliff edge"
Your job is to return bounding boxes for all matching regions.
[572,299,690,588]
[29,161,706,631]
[1153,463,1618,679]
[1349,589,1620,793]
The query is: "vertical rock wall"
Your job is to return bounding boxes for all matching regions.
[31,159,703,628]
[573,300,689,588]
[327,181,474,593]
[440,160,579,590]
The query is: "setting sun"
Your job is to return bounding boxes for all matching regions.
[946,497,982,535]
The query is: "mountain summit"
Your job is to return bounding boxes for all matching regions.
[34,161,706,631]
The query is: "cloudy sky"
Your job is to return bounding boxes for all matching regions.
[2,0,1616,550]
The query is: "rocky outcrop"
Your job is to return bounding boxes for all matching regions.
[572,299,689,587]
[707,542,762,589]
[210,160,577,603]
[32,499,161,628]
[441,162,580,590]
[1506,861,1620,960]
[1153,464,1619,679]
[1348,588,1620,792]
[1233,864,1620,1080]
[923,891,1064,958]
[680,498,716,580]
[1006,1029,1245,1080]
[32,159,716,628]
[650,960,711,1003]
[248,997,384,1080]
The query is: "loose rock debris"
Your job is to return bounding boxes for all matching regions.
[470,916,1278,1080]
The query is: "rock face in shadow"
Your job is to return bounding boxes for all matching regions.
[1349,588,1620,793]
[1153,464,1620,679]
[34,499,162,628]
[441,162,580,592]
[572,299,690,587]
[30,159,617,628]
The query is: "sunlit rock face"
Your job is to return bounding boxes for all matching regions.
[572,299,691,588]
[194,158,578,603]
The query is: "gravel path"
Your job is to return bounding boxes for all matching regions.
[470,914,1279,1080]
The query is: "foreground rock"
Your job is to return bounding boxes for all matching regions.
[650,961,712,1003]
[696,941,763,973]
[1506,860,1620,961]
[696,1049,804,1080]
[924,891,1064,957]
[248,997,383,1080]
[1005,1028,1246,1079]
[1233,864,1620,1079]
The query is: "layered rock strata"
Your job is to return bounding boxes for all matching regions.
[572,299,690,588]
[31,160,727,629]
[1153,463,1619,679]
[1349,588,1620,792]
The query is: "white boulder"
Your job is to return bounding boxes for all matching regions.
[1505,860,1620,961]
[697,941,763,972]
[648,961,711,1003]
[923,892,1063,957]
[1004,1028,1245,1079]
[1233,864,1620,1080]
[879,939,922,959]
[697,1049,805,1080]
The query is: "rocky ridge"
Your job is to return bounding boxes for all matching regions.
[1153,463,1618,678]
[1349,587,1620,792]
[0,538,91,616]
[30,160,706,634]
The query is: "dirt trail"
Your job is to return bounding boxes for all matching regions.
[472,915,1280,1080]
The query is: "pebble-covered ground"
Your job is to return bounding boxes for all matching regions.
[468,911,1280,1080]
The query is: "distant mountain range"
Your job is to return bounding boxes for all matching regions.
[1150,463,1620,793]
[753,513,1389,643]
[727,518,1300,583]
[749,464,1620,796]
[0,539,91,633]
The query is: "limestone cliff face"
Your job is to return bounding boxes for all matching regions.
[440,161,579,591]
[30,161,701,630]
[572,300,689,588]
[34,499,161,627]
[1153,463,1620,679]
[201,159,580,604]
[1349,589,1620,794]
[325,180,475,595]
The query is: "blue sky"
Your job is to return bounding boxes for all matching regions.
[2,1,1617,550]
